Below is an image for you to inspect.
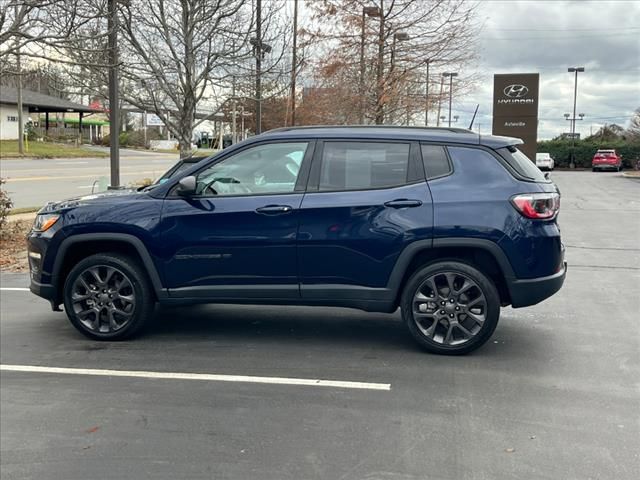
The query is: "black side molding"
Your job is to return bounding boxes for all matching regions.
[51,233,166,299]
[385,237,516,298]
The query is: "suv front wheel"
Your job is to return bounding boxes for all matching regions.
[63,253,155,340]
[401,261,500,355]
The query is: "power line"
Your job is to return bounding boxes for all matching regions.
[490,27,640,32]
[481,32,640,40]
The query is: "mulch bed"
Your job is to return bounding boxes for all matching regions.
[0,220,32,272]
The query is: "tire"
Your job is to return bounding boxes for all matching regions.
[592,167,597,172]
[63,253,155,340]
[401,261,501,355]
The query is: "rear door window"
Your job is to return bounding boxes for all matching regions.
[318,142,410,191]
[421,145,452,179]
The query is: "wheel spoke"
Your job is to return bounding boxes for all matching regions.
[104,267,117,285]
[87,267,104,286]
[113,306,133,319]
[456,323,473,338]
[466,311,485,326]
[71,292,91,303]
[444,273,456,295]
[456,280,473,295]
[108,310,119,331]
[443,324,455,344]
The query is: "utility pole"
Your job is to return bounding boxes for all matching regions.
[359,6,381,124]
[436,75,444,126]
[424,59,430,126]
[107,0,120,188]
[255,0,262,134]
[375,0,385,125]
[442,72,458,127]
[568,66,585,168]
[290,0,298,126]
[14,4,24,154]
[231,76,237,144]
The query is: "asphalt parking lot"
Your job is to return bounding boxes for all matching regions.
[1,171,639,480]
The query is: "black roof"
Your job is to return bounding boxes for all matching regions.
[0,86,101,113]
[261,125,522,149]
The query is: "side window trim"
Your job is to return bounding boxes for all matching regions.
[420,143,454,180]
[167,139,315,198]
[307,139,415,193]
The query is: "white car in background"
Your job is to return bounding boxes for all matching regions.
[535,152,555,171]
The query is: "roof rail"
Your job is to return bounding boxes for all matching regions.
[263,125,474,135]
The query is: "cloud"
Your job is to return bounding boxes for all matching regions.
[454,0,640,139]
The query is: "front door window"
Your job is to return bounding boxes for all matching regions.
[195,142,309,196]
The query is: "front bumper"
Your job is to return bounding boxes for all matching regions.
[508,262,567,308]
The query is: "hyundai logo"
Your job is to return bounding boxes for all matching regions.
[503,84,529,98]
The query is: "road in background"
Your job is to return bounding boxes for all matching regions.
[1,172,639,479]
[1,148,180,208]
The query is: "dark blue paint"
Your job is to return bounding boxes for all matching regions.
[297,182,433,288]
[27,127,565,311]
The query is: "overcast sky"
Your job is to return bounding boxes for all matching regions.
[458,0,640,139]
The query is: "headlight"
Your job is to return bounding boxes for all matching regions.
[32,214,60,232]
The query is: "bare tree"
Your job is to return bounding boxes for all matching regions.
[0,1,108,60]
[302,0,479,125]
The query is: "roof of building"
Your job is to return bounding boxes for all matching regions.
[261,125,523,149]
[0,86,102,113]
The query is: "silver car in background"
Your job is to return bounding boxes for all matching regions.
[536,152,555,171]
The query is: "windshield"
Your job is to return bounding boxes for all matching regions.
[499,146,548,182]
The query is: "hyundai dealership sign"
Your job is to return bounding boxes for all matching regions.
[492,73,539,160]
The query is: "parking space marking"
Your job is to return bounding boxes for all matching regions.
[0,288,30,291]
[0,364,391,391]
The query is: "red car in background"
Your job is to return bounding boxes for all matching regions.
[592,149,623,172]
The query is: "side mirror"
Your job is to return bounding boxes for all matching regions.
[544,172,550,180]
[176,175,197,196]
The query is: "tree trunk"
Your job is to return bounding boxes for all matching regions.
[179,138,192,159]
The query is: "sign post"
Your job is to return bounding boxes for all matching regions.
[492,73,540,160]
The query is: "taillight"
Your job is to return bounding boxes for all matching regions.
[511,192,560,220]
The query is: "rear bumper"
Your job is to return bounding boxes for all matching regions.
[508,262,567,308]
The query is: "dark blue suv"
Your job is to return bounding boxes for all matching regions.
[27,126,566,354]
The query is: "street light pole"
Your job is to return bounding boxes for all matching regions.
[424,59,430,126]
[568,66,585,168]
[388,32,408,125]
[255,0,262,134]
[442,72,458,127]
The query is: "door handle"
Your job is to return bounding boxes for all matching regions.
[384,199,423,208]
[256,205,293,215]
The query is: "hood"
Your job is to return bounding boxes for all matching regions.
[38,188,142,214]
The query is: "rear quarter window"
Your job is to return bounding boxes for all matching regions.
[497,146,548,182]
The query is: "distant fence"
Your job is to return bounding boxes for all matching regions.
[32,126,105,143]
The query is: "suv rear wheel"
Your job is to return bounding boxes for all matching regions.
[63,253,154,340]
[401,261,500,355]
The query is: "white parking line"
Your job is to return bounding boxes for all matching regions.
[0,287,30,291]
[0,364,391,391]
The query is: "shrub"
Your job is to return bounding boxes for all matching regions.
[537,140,640,168]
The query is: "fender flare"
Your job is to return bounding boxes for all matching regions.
[385,237,516,295]
[51,233,165,297]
